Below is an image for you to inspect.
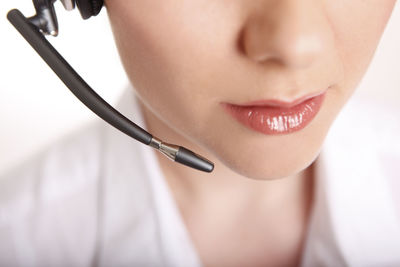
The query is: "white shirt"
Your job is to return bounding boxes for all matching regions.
[1,88,399,267]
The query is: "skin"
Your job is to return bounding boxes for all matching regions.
[105,0,397,266]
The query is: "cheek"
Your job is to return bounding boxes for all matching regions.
[107,0,240,137]
[107,1,210,122]
[326,0,396,98]
[106,1,183,107]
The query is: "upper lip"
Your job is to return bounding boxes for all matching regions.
[228,90,327,108]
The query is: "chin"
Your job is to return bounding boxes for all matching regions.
[218,147,320,180]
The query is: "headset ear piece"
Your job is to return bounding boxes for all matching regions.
[56,0,104,20]
[59,0,103,20]
[75,0,104,20]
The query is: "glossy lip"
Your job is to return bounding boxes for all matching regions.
[221,91,327,135]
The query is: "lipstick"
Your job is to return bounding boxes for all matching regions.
[222,92,326,135]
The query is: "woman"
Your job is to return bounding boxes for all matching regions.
[1,0,399,266]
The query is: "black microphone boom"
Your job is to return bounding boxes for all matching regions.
[7,9,214,173]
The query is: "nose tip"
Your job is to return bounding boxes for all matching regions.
[241,2,331,69]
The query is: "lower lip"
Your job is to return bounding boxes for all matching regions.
[222,93,326,135]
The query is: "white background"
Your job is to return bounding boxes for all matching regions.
[0,1,399,174]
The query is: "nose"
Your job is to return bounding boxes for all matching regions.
[240,0,332,69]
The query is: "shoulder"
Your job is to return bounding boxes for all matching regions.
[0,122,108,266]
[0,122,104,219]
[0,89,164,265]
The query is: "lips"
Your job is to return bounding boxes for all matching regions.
[222,92,326,135]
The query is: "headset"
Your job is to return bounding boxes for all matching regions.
[7,0,214,173]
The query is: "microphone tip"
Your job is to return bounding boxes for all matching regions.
[176,147,214,173]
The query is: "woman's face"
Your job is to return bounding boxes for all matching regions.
[105,0,396,180]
